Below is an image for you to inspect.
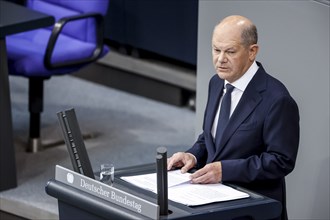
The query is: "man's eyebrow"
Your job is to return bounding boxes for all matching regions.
[212,45,236,50]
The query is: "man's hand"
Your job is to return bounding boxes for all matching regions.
[167,152,196,173]
[190,162,222,184]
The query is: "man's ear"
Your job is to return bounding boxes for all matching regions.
[249,44,259,61]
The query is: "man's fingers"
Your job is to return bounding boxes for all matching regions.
[167,152,196,172]
[181,156,196,173]
[190,162,222,184]
[180,162,192,173]
[167,158,180,170]
[191,170,214,184]
[190,167,207,179]
[167,153,184,170]
[190,169,211,184]
[167,158,174,170]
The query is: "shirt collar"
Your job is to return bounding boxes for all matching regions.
[225,61,259,92]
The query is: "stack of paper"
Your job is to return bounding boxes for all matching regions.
[121,170,249,206]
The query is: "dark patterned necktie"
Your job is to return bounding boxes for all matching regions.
[215,84,235,146]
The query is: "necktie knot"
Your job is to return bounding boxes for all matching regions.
[225,83,234,94]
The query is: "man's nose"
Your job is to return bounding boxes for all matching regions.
[217,52,227,63]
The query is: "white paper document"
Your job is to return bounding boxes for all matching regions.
[120,170,249,206]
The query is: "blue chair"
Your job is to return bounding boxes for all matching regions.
[6,0,110,152]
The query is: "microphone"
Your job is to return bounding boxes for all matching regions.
[156,147,168,215]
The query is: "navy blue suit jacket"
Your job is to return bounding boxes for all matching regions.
[187,62,299,219]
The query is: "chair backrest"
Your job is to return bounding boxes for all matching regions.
[26,0,109,43]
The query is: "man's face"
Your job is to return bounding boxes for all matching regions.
[212,25,257,83]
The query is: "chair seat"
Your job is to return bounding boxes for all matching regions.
[7,29,109,77]
[6,0,109,152]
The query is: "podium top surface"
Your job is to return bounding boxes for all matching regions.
[114,163,281,219]
[47,163,281,220]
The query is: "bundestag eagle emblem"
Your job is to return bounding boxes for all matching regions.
[66,173,74,184]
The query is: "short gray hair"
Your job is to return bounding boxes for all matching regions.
[241,24,258,47]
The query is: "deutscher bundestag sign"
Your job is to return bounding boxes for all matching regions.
[55,165,159,219]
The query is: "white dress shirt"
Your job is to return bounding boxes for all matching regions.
[211,61,259,139]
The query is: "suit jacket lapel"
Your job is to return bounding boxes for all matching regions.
[204,76,224,155]
[211,66,267,160]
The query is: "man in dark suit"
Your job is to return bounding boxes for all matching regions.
[167,15,299,220]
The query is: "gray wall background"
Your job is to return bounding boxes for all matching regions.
[196,1,329,219]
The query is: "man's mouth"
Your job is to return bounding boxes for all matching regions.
[218,66,228,71]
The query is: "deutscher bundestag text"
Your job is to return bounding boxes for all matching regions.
[80,179,142,213]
